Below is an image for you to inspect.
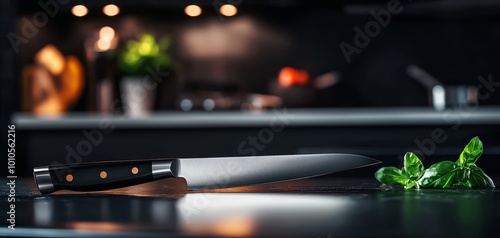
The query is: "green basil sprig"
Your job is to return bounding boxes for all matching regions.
[375,152,424,189]
[375,136,495,189]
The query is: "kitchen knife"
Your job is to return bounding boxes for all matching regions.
[33,154,380,194]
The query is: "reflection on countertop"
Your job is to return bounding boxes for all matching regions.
[0,177,498,237]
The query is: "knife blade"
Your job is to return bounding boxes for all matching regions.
[33,154,380,194]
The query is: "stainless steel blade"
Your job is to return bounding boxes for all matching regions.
[170,154,380,190]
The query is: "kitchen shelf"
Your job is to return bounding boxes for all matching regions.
[12,107,500,130]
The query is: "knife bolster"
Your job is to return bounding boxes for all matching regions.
[152,160,174,179]
[33,166,55,194]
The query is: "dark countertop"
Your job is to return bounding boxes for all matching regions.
[1,177,499,237]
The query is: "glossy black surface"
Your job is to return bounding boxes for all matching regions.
[0,176,499,237]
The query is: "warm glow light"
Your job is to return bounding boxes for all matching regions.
[69,222,124,232]
[95,39,112,52]
[95,26,117,52]
[71,5,88,17]
[212,216,254,237]
[35,45,66,76]
[33,97,65,116]
[278,67,309,88]
[219,4,237,17]
[103,4,120,16]
[185,5,202,17]
[99,26,115,41]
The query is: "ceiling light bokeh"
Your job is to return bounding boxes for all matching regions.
[219,4,237,17]
[95,26,117,52]
[95,38,112,52]
[71,5,88,17]
[99,26,115,41]
[185,5,202,17]
[103,4,120,17]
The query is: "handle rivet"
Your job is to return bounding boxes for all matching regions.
[100,171,107,179]
[131,167,139,174]
[66,174,74,182]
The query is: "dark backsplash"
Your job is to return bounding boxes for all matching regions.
[12,0,500,110]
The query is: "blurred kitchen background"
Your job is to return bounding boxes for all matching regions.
[2,0,500,177]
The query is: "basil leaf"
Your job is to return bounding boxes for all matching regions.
[375,167,409,186]
[405,180,417,189]
[457,136,483,167]
[464,165,495,188]
[420,161,458,188]
[456,167,471,183]
[403,152,424,180]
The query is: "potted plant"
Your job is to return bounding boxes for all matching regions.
[117,34,172,115]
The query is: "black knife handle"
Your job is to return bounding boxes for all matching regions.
[33,159,175,194]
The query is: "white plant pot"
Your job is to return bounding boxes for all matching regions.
[120,76,156,116]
